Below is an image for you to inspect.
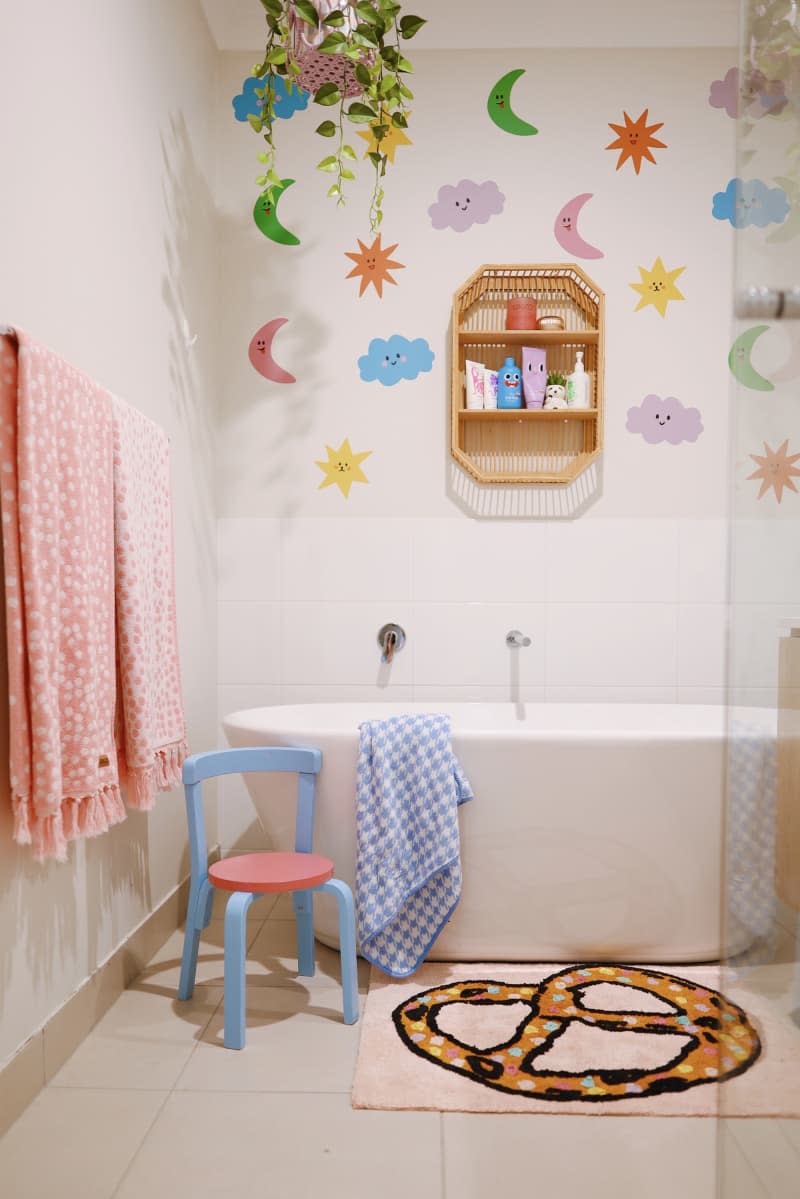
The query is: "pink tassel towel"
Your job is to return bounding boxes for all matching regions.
[0,329,188,861]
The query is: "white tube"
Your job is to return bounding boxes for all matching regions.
[483,368,498,410]
[465,360,485,409]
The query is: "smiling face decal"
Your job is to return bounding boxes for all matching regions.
[626,394,703,444]
[629,257,686,318]
[428,179,505,232]
[606,109,667,173]
[358,335,435,386]
[344,234,406,298]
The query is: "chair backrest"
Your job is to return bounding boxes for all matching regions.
[182,746,323,885]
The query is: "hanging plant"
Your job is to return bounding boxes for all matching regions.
[249,0,425,232]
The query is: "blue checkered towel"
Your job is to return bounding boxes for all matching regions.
[355,713,474,977]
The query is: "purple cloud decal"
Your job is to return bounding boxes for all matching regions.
[709,67,740,118]
[709,66,788,120]
[626,394,703,445]
[428,179,505,232]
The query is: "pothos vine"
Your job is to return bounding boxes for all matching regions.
[248,1,425,232]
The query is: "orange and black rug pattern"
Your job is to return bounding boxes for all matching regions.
[392,964,761,1102]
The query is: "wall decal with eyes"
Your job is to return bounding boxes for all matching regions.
[248,319,296,384]
[344,234,405,298]
[358,335,435,386]
[626,394,703,445]
[486,69,538,136]
[712,178,789,229]
[315,437,372,499]
[629,257,686,318]
[428,180,505,233]
[606,109,666,174]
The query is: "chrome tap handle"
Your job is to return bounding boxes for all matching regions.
[506,629,531,648]
[377,622,406,664]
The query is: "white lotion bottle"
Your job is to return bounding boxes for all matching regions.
[566,350,591,409]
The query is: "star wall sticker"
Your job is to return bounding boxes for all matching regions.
[315,437,372,499]
[344,234,405,298]
[357,111,413,163]
[629,256,686,318]
[606,109,667,174]
[747,439,800,502]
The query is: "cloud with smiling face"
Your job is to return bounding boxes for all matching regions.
[626,394,703,445]
[232,75,309,122]
[712,177,789,228]
[428,179,505,232]
[358,335,435,386]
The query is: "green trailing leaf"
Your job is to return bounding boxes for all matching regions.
[317,155,339,172]
[399,14,426,37]
[247,114,264,132]
[266,46,287,64]
[314,81,342,105]
[341,143,357,160]
[293,0,320,26]
[372,122,389,140]
[354,63,372,87]
[257,151,269,163]
[390,110,407,127]
[367,151,382,167]
[355,3,380,23]
[327,183,341,197]
[380,45,399,66]
[351,25,379,46]
[261,0,282,15]
[340,167,356,181]
[379,75,395,95]
[315,119,338,137]
[399,82,414,99]
[317,30,347,52]
[323,8,347,26]
[346,101,378,122]
[255,174,268,186]
[396,55,413,72]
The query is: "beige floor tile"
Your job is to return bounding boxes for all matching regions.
[0,1034,44,1139]
[116,1091,441,1199]
[779,1116,800,1155]
[175,986,363,1092]
[443,1112,717,1198]
[719,1121,768,1198]
[132,917,267,995]
[0,1087,166,1199]
[729,1117,800,1196]
[48,987,220,1091]
[245,919,371,993]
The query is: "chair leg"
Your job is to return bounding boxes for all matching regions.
[223,891,255,1050]
[321,879,359,1025]
[178,879,214,1001]
[293,889,315,977]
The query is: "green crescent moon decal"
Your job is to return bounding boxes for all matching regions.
[487,69,538,136]
[728,325,774,391]
[253,178,301,246]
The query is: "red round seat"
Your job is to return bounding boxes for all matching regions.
[209,852,334,894]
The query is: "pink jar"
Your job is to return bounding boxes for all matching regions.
[506,296,538,330]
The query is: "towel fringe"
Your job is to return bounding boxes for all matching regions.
[123,739,189,810]
[12,784,127,864]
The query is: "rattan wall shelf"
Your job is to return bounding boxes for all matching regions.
[451,264,605,485]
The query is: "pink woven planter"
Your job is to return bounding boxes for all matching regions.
[288,1,373,98]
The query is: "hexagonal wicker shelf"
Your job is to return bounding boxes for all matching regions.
[451,263,605,485]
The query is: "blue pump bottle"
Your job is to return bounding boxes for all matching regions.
[497,356,522,409]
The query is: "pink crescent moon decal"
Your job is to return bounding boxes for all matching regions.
[553,192,604,260]
[248,318,296,384]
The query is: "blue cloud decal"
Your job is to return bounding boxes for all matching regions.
[232,75,310,123]
[712,177,789,228]
[358,336,435,386]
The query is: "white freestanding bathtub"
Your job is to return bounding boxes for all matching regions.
[222,703,775,964]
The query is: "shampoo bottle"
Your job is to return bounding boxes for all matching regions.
[566,350,591,409]
[497,356,522,409]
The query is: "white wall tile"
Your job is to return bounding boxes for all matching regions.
[677,604,729,688]
[218,603,281,685]
[281,603,414,686]
[412,519,545,602]
[731,519,800,603]
[677,687,727,706]
[678,518,729,602]
[218,518,281,602]
[279,684,415,702]
[281,518,412,603]
[729,604,800,692]
[413,604,545,687]
[545,685,677,703]
[546,603,678,687]
[413,684,546,703]
[545,519,679,603]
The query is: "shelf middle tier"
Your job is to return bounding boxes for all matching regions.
[459,330,600,345]
[458,408,599,421]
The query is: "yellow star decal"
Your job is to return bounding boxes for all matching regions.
[315,437,372,498]
[630,256,686,318]
[357,110,412,163]
[747,439,800,502]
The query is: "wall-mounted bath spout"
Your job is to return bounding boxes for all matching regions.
[377,622,406,664]
[506,629,531,648]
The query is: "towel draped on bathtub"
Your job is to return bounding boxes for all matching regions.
[355,713,474,977]
[0,327,188,861]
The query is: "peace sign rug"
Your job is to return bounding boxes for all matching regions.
[351,962,800,1116]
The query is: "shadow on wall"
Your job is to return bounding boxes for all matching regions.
[213,170,327,518]
[160,112,217,579]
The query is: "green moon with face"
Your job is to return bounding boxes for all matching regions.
[487,69,538,136]
[253,178,300,246]
[728,325,774,391]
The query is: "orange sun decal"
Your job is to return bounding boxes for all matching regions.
[747,440,800,502]
[606,109,667,174]
[344,234,405,298]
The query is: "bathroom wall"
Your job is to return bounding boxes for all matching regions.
[0,0,219,1066]
[214,44,745,845]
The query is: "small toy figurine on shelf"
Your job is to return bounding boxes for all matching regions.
[544,371,568,410]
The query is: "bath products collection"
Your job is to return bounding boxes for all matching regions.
[465,349,592,412]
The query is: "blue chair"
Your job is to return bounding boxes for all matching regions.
[177,746,359,1049]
